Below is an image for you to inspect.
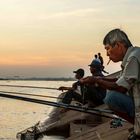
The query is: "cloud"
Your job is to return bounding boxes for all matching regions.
[38,8,100,20]
[0,8,101,25]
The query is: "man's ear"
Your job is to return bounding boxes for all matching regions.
[116,42,124,50]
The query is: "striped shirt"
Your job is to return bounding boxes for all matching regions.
[116,46,140,135]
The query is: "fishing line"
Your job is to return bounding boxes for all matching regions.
[0,84,58,90]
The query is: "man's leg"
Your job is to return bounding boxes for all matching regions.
[61,90,83,104]
[61,90,73,104]
[84,86,106,106]
[104,90,135,124]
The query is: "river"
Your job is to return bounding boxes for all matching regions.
[0,80,73,140]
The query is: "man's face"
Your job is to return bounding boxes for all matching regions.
[75,73,81,79]
[105,43,124,62]
[90,66,96,75]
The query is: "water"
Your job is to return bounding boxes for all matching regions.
[0,80,73,140]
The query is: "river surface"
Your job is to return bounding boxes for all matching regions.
[0,80,73,140]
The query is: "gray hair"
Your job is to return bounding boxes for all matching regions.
[103,29,132,48]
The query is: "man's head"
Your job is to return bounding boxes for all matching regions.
[98,53,101,56]
[73,68,84,79]
[103,29,132,62]
[88,60,102,75]
[95,54,98,59]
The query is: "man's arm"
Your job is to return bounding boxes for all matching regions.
[58,81,78,91]
[95,57,139,93]
[80,76,127,93]
[58,86,72,91]
[101,77,118,82]
[94,77,127,93]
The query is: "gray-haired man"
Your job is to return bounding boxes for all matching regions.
[80,28,140,139]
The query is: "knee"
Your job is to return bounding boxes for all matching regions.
[103,92,116,106]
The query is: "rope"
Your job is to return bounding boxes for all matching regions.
[0,84,58,90]
[0,90,62,99]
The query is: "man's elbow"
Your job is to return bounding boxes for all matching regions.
[116,86,128,93]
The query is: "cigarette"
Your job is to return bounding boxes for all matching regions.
[107,59,111,65]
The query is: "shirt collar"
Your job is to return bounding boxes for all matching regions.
[121,47,134,68]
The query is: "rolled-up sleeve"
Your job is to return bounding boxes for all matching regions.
[116,57,139,90]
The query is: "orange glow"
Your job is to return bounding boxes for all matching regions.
[0,1,139,77]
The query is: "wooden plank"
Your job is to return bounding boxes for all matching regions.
[67,120,133,140]
[42,104,111,133]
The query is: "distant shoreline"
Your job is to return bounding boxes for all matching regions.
[0,77,75,81]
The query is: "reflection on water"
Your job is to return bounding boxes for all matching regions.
[40,136,65,140]
[0,80,73,140]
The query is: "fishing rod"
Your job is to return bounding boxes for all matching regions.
[0,90,92,103]
[0,90,62,100]
[0,84,58,90]
[0,92,116,119]
[0,90,112,114]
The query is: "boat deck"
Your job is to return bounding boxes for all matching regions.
[67,120,132,140]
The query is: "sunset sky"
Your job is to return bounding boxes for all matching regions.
[0,0,140,78]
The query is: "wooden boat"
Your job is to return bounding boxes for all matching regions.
[67,119,132,140]
[37,105,110,137]
[17,71,133,140]
[16,102,133,140]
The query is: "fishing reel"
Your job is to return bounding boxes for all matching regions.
[110,118,123,128]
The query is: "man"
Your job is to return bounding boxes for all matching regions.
[59,61,106,107]
[83,59,106,106]
[58,68,85,105]
[80,29,140,139]
[94,54,101,63]
[17,69,85,139]
[97,52,109,74]
[98,53,104,66]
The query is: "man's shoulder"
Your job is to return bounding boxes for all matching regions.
[133,46,140,50]
[128,46,140,59]
[132,46,140,53]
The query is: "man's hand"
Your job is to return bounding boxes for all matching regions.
[58,86,72,91]
[58,86,67,91]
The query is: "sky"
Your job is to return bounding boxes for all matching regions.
[0,0,140,78]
